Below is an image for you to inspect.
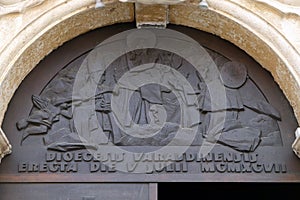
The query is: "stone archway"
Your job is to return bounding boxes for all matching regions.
[0,0,300,161]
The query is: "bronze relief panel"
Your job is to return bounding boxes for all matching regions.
[1,23,299,182]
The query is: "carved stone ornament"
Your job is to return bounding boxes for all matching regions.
[119,0,186,5]
[14,30,283,153]
[0,0,45,16]
[292,127,300,158]
[266,0,300,7]
[0,128,11,163]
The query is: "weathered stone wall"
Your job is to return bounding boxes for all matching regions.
[0,0,300,161]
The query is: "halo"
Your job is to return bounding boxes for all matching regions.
[220,61,248,89]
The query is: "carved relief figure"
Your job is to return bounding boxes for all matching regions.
[199,60,282,152]
[16,48,282,153]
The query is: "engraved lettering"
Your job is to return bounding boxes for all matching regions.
[83,153,93,162]
[28,163,39,172]
[196,154,202,162]
[264,163,275,173]
[142,154,153,162]
[252,164,263,173]
[201,163,215,172]
[185,153,195,162]
[154,153,164,161]
[60,163,66,172]
[127,162,138,172]
[234,154,242,163]
[115,153,125,162]
[201,153,213,162]
[214,153,223,162]
[39,163,48,172]
[281,164,287,173]
[67,163,78,172]
[10,41,292,180]
[243,153,250,162]
[182,162,188,172]
[175,154,184,162]
[90,162,110,172]
[166,163,174,172]
[274,163,281,173]
[90,163,100,172]
[165,153,176,161]
[109,153,116,162]
[49,163,59,172]
[215,163,227,173]
[18,163,27,172]
[146,164,153,174]
[227,163,241,173]
[241,163,252,173]
[46,153,56,162]
[133,153,143,162]
[63,152,73,162]
[108,163,116,172]
[74,153,82,162]
[154,163,164,172]
[245,153,258,163]
[224,152,233,162]
[100,163,107,172]
[175,163,182,172]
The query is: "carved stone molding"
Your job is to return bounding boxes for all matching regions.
[270,0,300,7]
[0,0,45,16]
[292,127,300,158]
[135,3,169,28]
[243,0,300,59]
[0,128,11,163]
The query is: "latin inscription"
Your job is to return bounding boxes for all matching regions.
[17,152,287,174]
[7,27,298,183]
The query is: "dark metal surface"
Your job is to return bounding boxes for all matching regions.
[0,183,150,200]
[0,22,300,185]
